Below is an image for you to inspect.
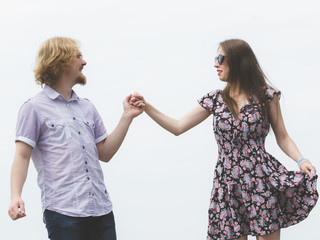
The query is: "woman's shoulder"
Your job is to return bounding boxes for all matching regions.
[198,90,222,112]
[204,89,222,97]
[264,85,281,101]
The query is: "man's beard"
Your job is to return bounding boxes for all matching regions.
[76,74,87,85]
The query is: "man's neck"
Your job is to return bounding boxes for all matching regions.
[51,78,74,101]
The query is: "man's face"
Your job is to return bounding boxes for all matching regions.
[66,51,87,85]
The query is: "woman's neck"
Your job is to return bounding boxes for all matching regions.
[229,83,242,98]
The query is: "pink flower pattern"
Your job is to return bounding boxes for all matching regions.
[198,88,318,239]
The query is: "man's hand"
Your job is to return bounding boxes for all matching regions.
[9,141,32,220]
[8,197,26,220]
[123,94,144,119]
[129,92,146,110]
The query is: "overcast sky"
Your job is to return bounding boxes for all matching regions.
[1,0,319,239]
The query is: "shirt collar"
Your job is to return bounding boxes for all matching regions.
[44,85,80,102]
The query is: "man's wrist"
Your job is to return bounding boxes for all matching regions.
[121,112,134,122]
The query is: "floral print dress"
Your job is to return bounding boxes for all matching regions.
[198,87,318,240]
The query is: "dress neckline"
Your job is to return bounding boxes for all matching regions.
[217,90,251,118]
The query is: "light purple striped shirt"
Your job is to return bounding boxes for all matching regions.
[16,85,112,217]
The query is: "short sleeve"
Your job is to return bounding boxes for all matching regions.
[197,90,219,113]
[16,101,41,148]
[265,86,281,103]
[91,104,108,144]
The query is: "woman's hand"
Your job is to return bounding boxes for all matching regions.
[299,161,317,178]
[129,92,146,110]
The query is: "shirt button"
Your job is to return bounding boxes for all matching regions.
[85,161,88,164]
[51,124,54,127]
[82,146,85,149]
[86,169,88,172]
[73,117,76,120]
[87,177,90,180]
[78,131,81,134]
[105,190,107,194]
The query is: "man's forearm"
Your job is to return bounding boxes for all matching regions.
[98,112,133,162]
[10,152,30,199]
[10,142,32,199]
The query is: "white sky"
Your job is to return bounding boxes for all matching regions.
[0,0,319,239]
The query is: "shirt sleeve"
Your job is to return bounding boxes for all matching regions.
[92,105,108,144]
[15,101,41,148]
[197,90,219,114]
[265,86,281,103]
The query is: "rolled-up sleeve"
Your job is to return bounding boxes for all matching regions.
[16,101,41,148]
[92,105,108,144]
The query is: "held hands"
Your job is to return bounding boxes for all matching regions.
[123,93,145,119]
[8,197,26,220]
[128,92,146,111]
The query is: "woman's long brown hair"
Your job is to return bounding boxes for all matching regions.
[219,39,271,119]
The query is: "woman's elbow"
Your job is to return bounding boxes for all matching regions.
[275,134,291,147]
[172,127,186,136]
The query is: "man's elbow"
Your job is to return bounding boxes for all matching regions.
[98,153,113,163]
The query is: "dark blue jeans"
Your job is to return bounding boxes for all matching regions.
[44,210,117,240]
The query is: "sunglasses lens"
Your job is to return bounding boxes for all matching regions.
[218,54,224,64]
[215,54,224,64]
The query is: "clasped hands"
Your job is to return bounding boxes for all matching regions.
[129,92,146,110]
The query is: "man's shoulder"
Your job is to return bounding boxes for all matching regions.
[77,97,101,117]
[81,97,91,103]
[20,90,46,107]
[78,97,95,108]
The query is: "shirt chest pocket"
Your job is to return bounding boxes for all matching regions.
[46,120,72,143]
[82,119,95,138]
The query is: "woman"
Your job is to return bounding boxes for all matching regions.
[130,39,318,240]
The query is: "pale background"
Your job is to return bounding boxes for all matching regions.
[0,0,319,239]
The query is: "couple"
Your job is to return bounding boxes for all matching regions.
[8,37,318,240]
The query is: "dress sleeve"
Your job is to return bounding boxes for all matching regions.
[197,90,219,113]
[265,86,281,103]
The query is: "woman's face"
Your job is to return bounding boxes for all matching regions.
[214,47,229,82]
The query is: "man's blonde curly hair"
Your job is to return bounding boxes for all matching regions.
[34,37,80,87]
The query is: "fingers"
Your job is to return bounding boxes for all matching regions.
[125,94,131,100]
[19,200,26,216]
[300,162,317,178]
[132,92,142,98]
[304,168,312,178]
[8,200,26,220]
[132,100,145,107]
[129,92,145,106]
[309,165,317,174]
[130,92,144,101]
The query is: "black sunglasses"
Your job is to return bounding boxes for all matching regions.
[214,54,225,65]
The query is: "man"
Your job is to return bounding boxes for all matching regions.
[8,37,142,240]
